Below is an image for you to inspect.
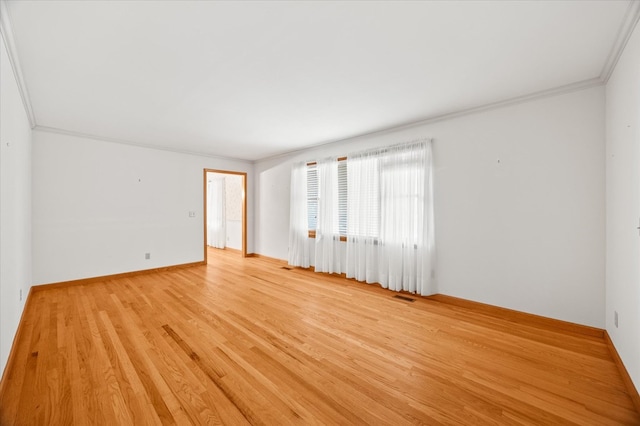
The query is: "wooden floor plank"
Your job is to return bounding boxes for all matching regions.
[1,247,639,425]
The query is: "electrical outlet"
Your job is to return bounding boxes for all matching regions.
[614,311,619,328]
[189,211,196,218]
[145,253,151,260]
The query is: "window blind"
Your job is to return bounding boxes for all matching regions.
[337,159,347,235]
[307,164,318,231]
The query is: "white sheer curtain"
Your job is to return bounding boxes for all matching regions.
[288,161,310,267]
[346,139,436,295]
[207,176,226,249]
[344,151,380,282]
[314,157,343,274]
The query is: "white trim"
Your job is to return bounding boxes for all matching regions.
[34,77,605,165]
[33,126,253,164]
[0,0,36,128]
[600,0,640,83]
[256,77,604,164]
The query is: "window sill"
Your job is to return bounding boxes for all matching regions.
[308,231,346,242]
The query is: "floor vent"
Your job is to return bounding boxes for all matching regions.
[393,295,415,302]
[281,266,293,270]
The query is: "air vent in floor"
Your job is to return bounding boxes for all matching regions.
[281,266,293,270]
[393,295,415,302]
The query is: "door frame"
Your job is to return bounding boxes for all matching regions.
[203,168,248,262]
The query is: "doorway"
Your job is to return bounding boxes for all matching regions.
[203,169,247,262]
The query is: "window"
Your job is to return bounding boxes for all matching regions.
[307,158,348,237]
[305,144,427,242]
[337,159,347,235]
[379,150,424,244]
[346,155,380,239]
[290,140,434,294]
[307,163,318,233]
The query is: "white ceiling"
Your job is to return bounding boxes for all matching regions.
[3,0,636,161]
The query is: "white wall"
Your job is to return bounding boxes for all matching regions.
[255,86,606,328]
[605,23,640,391]
[0,33,32,376]
[32,130,253,285]
[225,220,242,250]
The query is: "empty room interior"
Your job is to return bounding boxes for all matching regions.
[1,0,640,424]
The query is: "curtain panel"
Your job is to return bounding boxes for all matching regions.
[287,139,435,295]
[314,157,343,274]
[288,161,311,267]
[207,177,226,249]
[346,139,436,295]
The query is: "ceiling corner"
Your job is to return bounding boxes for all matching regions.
[600,0,640,83]
[0,0,37,128]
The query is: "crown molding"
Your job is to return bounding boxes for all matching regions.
[0,0,36,128]
[600,0,640,83]
[39,76,604,166]
[34,125,253,164]
[256,77,604,164]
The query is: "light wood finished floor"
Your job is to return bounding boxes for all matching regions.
[1,248,638,425]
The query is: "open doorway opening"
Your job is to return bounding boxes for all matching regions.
[203,169,247,263]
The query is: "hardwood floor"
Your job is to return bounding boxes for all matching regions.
[1,248,638,425]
